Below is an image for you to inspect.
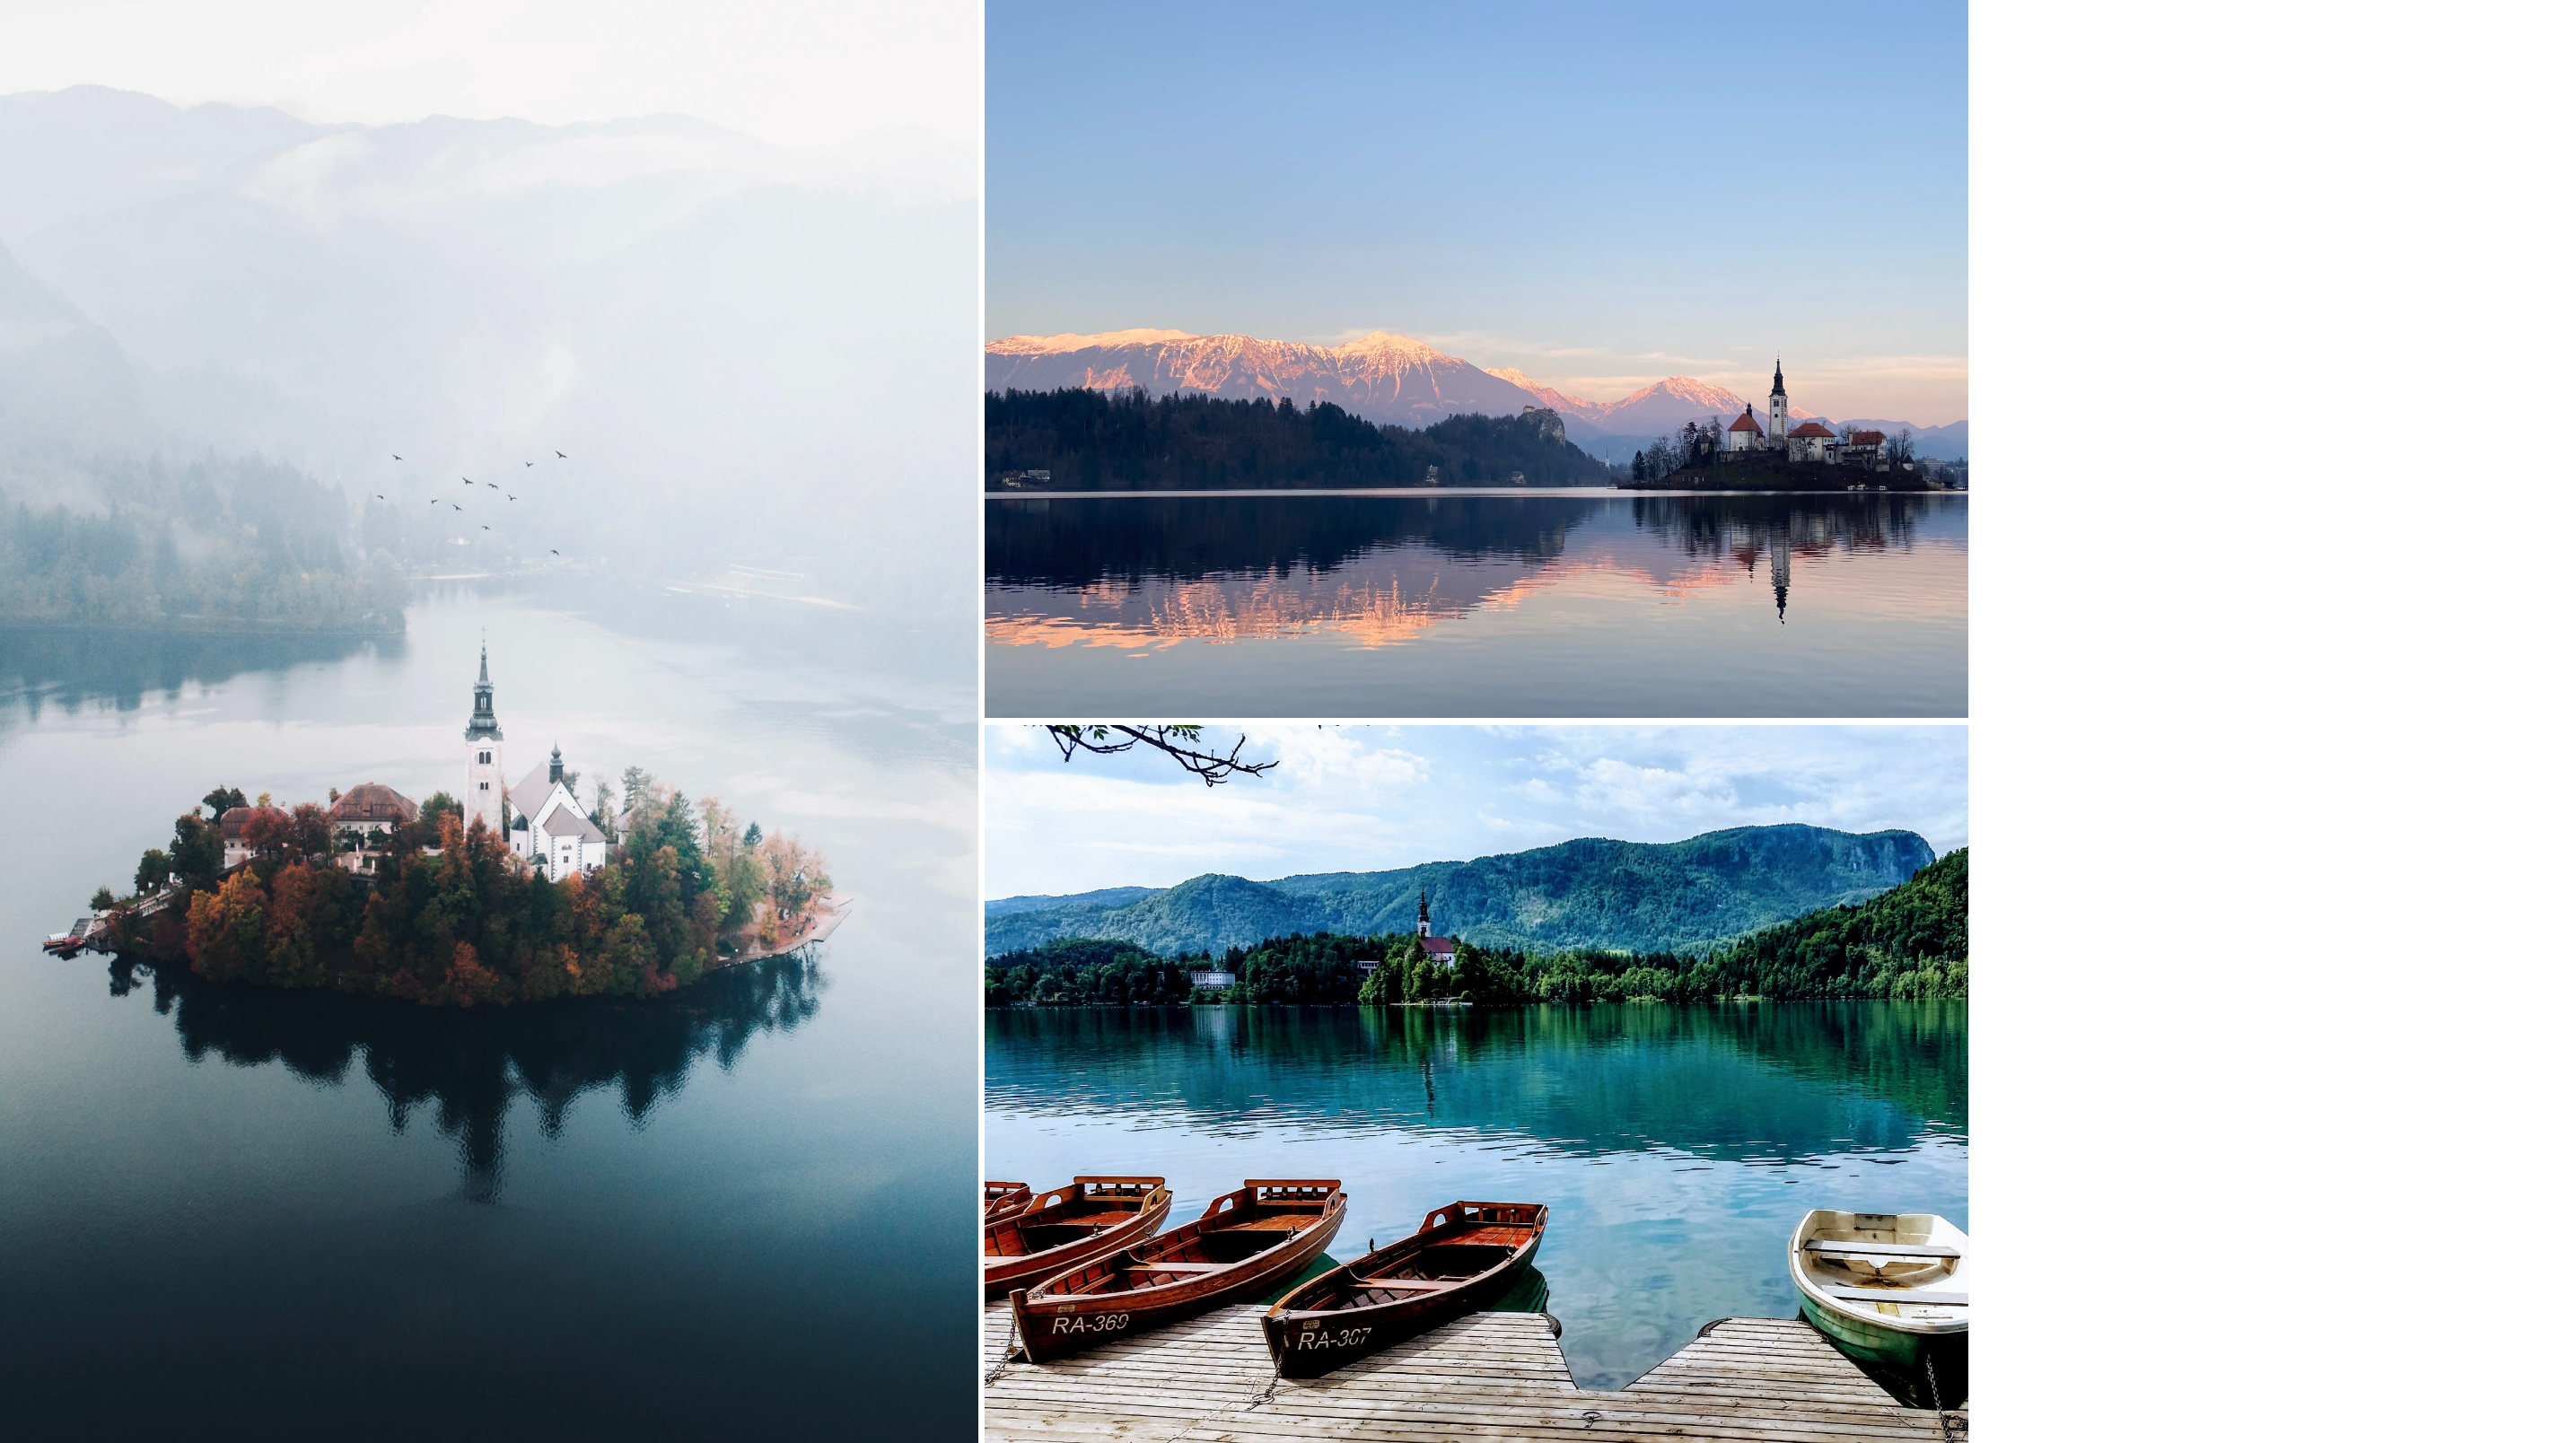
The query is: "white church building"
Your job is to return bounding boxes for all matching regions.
[460,645,610,878]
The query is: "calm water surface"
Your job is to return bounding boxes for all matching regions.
[985,1001,1967,1390]
[0,586,977,1439]
[985,491,1967,716]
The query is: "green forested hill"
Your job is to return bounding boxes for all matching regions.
[1686,848,1967,1000]
[983,824,1936,958]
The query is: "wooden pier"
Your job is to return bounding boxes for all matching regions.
[983,1303,1960,1440]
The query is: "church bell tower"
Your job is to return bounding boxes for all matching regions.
[1417,889,1432,939]
[1768,359,1788,450]
[464,644,505,837]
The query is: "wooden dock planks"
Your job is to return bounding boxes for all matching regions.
[983,1304,1958,1441]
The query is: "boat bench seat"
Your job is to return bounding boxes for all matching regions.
[1351,1278,1452,1291]
[1804,1240,1960,1260]
[1827,1287,1969,1307]
[1133,1262,1228,1273]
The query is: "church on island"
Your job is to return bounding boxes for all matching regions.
[1708,361,1887,467]
[203,646,608,881]
[462,645,610,878]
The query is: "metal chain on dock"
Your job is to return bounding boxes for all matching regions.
[1923,1355,1967,1439]
[983,1313,1020,1386]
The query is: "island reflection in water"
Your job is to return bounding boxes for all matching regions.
[985,492,1967,716]
[986,1001,1967,1389]
[109,949,823,1202]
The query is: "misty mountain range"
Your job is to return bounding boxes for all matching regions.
[986,329,1968,462]
[983,823,1938,958]
[0,85,975,607]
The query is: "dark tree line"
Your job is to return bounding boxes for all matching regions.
[984,851,1967,1007]
[987,387,1618,489]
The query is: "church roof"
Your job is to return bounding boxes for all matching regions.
[543,809,608,843]
[1728,411,1764,433]
[509,763,559,817]
[1790,421,1836,438]
[1850,430,1887,446]
[328,783,417,825]
[1423,935,1456,954]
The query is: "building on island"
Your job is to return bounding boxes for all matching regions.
[328,783,418,870]
[458,647,609,879]
[217,805,289,870]
[1727,407,1766,451]
[464,645,506,836]
[1188,968,1237,991]
[1416,890,1456,967]
[508,744,609,878]
[1787,420,1838,460]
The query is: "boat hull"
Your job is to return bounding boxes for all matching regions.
[1261,1201,1546,1379]
[1013,1189,1345,1361]
[984,1179,1174,1301]
[1797,1292,1967,1395]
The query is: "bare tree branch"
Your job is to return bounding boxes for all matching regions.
[1043,725,1279,786]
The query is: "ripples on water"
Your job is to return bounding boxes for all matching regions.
[986,1001,1967,1389]
[985,492,1967,715]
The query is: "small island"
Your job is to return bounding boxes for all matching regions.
[1618,363,1967,493]
[48,647,840,1007]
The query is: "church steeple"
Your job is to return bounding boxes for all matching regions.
[1767,360,1789,452]
[548,743,563,786]
[465,643,502,741]
[1417,888,1431,938]
[1770,359,1784,398]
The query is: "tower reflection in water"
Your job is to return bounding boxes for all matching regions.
[103,949,825,1202]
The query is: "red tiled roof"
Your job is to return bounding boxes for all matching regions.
[328,783,417,825]
[1728,412,1763,433]
[1790,421,1836,438]
[1850,430,1886,446]
[1424,936,1455,953]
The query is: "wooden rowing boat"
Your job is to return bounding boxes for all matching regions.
[1789,1208,1968,1404]
[1012,1179,1345,1362]
[984,1176,1172,1300]
[984,1180,1033,1223]
[1261,1199,1545,1377]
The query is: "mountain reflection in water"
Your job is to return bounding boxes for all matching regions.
[984,494,1967,716]
[986,1001,1967,1389]
[108,950,822,1202]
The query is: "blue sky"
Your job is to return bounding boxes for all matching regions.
[987,0,1966,423]
[983,724,1967,899]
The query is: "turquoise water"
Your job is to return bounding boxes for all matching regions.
[0,587,977,1439]
[985,1001,1967,1389]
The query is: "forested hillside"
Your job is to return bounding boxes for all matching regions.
[983,824,1935,958]
[986,387,1617,489]
[984,851,1967,1008]
[0,451,405,633]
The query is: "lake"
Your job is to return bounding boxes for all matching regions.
[984,1001,1967,1391]
[985,490,1967,717]
[0,585,978,1439]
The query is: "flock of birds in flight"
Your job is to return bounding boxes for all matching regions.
[377,450,572,555]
